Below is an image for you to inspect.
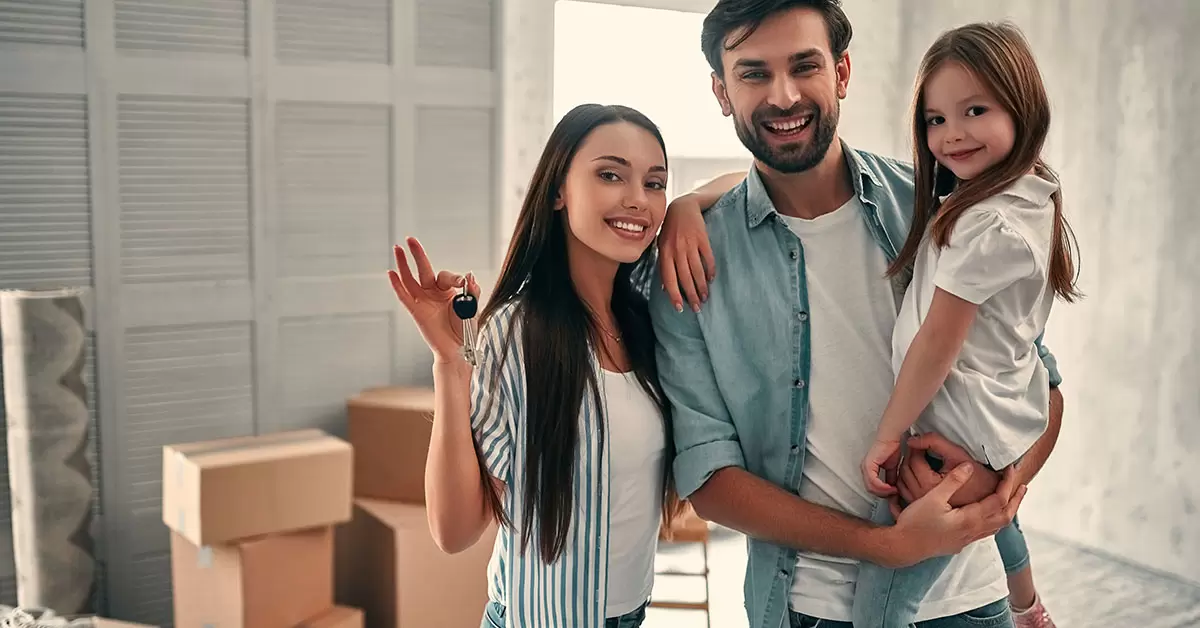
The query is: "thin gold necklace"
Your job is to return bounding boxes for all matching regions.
[595,321,622,343]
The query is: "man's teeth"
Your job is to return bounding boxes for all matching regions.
[609,220,645,233]
[766,116,812,132]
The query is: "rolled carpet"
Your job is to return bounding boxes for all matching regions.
[0,289,95,614]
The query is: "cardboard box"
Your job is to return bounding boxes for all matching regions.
[67,619,157,628]
[162,429,353,545]
[335,499,495,628]
[347,387,434,503]
[171,526,333,628]
[299,606,364,628]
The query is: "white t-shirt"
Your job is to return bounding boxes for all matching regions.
[601,369,666,617]
[892,174,1058,470]
[782,197,1007,622]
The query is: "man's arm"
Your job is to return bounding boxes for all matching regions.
[1013,385,1063,485]
[901,386,1064,504]
[1021,334,1064,483]
[649,285,1021,569]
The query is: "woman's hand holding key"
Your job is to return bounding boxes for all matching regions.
[387,237,480,365]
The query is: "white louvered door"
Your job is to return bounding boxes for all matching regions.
[0,0,498,624]
[0,0,94,609]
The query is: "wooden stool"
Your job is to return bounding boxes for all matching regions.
[651,503,711,627]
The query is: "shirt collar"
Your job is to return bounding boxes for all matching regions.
[939,172,1060,206]
[744,140,881,228]
[1002,172,1059,205]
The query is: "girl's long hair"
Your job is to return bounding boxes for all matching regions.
[476,103,681,562]
[887,21,1081,302]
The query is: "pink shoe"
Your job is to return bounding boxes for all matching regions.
[1012,595,1057,628]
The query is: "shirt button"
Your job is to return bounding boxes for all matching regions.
[778,569,789,579]
[794,379,806,389]
[790,250,798,260]
[797,311,809,322]
[791,445,800,453]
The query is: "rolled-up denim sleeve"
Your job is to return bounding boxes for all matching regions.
[649,284,744,499]
[1034,332,1062,388]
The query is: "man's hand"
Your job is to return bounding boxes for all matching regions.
[883,463,1026,569]
[898,433,999,507]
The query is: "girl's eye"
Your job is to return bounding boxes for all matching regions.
[966,106,988,117]
[646,181,666,191]
[599,171,620,182]
[926,115,945,126]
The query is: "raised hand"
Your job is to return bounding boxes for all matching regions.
[387,237,480,364]
[658,199,716,313]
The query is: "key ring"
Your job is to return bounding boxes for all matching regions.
[452,285,478,367]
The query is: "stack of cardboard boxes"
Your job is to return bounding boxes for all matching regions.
[338,387,496,628]
[162,429,362,627]
[161,386,495,627]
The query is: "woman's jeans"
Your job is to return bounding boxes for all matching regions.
[481,599,649,628]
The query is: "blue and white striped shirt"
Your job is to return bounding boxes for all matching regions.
[470,300,616,628]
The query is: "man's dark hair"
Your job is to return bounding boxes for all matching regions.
[701,0,853,77]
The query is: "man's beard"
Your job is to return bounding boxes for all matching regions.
[732,101,839,174]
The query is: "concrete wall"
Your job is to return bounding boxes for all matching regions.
[838,0,1200,584]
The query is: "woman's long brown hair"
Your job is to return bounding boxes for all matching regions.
[887,22,1081,302]
[474,104,681,562]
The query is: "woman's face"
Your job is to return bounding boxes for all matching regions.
[556,121,668,266]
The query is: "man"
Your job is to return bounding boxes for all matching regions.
[647,1,1065,627]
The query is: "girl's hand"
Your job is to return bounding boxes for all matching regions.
[862,438,902,497]
[387,237,480,364]
[658,198,716,313]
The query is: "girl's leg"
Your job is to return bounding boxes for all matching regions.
[1006,566,1038,611]
[994,517,1035,608]
[994,516,1057,627]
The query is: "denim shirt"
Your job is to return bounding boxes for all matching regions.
[647,144,1062,628]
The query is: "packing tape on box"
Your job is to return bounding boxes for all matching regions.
[176,429,332,459]
[197,546,212,569]
[175,450,187,534]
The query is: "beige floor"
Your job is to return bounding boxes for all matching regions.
[645,525,1200,628]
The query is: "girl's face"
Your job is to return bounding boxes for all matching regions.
[923,61,1016,181]
[556,121,668,266]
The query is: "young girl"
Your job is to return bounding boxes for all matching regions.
[656,21,1076,628]
[852,21,1080,628]
[387,103,680,628]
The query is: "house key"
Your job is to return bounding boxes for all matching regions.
[452,286,478,367]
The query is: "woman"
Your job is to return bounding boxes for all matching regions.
[387,103,681,628]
